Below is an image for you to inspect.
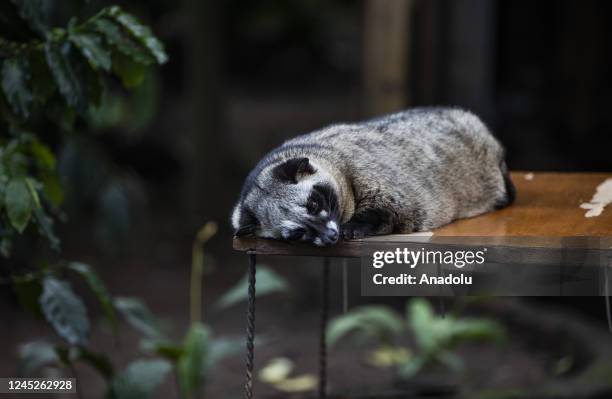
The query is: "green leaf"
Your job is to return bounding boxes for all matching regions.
[397,355,427,378]
[407,299,504,354]
[215,265,289,309]
[110,359,171,399]
[34,208,60,251]
[0,237,13,257]
[76,347,114,379]
[177,322,210,397]
[70,32,112,71]
[39,276,89,346]
[112,52,146,88]
[44,42,87,113]
[139,339,184,361]
[407,299,436,351]
[1,57,33,117]
[41,173,63,208]
[18,341,59,376]
[327,305,405,347]
[106,6,168,64]
[4,144,28,177]
[69,262,117,334]
[25,177,41,208]
[92,18,154,65]
[5,177,35,233]
[114,297,165,339]
[30,138,56,171]
[441,318,505,345]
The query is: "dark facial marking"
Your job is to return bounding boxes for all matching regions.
[306,198,321,214]
[273,157,315,184]
[308,184,339,218]
[286,227,306,241]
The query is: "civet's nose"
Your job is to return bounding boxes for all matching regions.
[326,228,339,243]
[319,228,338,246]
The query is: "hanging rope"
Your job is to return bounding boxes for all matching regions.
[319,257,330,398]
[605,255,612,333]
[244,253,257,399]
[342,258,348,313]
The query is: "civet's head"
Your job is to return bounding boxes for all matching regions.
[232,157,341,246]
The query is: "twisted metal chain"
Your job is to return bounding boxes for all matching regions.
[605,254,612,333]
[319,257,330,398]
[244,253,257,399]
[342,258,348,313]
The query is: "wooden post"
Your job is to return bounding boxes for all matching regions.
[363,0,413,117]
[443,0,496,120]
[183,0,227,227]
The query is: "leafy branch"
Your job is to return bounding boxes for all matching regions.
[17,224,291,398]
[327,299,505,378]
[0,2,167,257]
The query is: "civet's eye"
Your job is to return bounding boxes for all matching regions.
[286,227,306,241]
[306,199,319,214]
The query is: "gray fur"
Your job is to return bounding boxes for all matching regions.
[232,107,514,245]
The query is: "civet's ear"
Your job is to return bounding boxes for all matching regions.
[273,157,315,184]
[234,209,259,237]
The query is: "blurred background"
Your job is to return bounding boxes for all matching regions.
[2,0,612,398]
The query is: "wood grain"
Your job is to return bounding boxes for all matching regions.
[233,172,612,257]
[435,172,612,237]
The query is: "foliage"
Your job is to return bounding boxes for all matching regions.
[18,287,249,398]
[177,323,210,397]
[0,2,203,398]
[18,340,60,376]
[109,359,172,399]
[327,305,404,347]
[17,222,290,398]
[68,261,117,334]
[0,2,167,255]
[327,299,505,378]
[39,275,89,346]
[215,265,289,310]
[4,4,290,397]
[400,299,505,377]
[114,296,167,340]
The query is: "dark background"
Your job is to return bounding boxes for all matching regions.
[3,0,612,397]
[94,0,612,240]
[113,0,612,259]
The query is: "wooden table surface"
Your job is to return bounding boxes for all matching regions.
[233,172,612,257]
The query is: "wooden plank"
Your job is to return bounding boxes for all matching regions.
[434,172,612,237]
[233,172,612,257]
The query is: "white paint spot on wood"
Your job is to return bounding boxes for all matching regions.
[525,173,534,181]
[580,178,612,218]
